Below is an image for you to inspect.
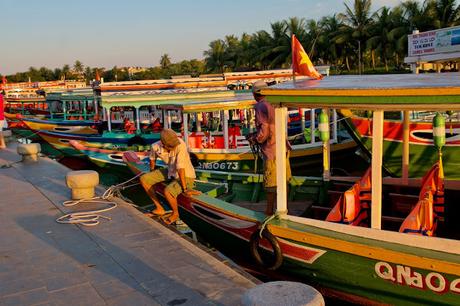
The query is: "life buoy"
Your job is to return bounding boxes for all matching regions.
[249,228,283,270]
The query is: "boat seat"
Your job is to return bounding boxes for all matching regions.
[388,193,419,216]
[327,190,343,207]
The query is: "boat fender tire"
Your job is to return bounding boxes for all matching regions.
[249,229,283,270]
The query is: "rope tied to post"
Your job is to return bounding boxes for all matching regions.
[56,172,143,226]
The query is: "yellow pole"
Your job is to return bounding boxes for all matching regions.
[371,110,384,230]
[275,107,288,216]
[402,111,410,185]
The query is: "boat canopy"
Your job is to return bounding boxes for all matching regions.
[262,73,460,230]
[262,73,460,110]
[100,91,236,108]
[158,94,255,113]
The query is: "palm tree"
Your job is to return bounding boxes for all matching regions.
[160,54,171,69]
[223,35,241,70]
[337,0,375,73]
[317,15,342,67]
[262,21,290,68]
[428,0,460,28]
[367,7,394,71]
[238,33,254,69]
[203,39,226,72]
[62,64,70,80]
[285,17,308,41]
[400,0,434,32]
[249,30,273,69]
[73,60,84,74]
[305,19,323,60]
[84,67,93,83]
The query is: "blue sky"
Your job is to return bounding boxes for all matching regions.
[1,0,412,75]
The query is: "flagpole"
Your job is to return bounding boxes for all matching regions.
[292,35,296,83]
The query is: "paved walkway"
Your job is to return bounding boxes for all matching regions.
[0,142,257,306]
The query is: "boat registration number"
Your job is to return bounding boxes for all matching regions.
[375,261,460,295]
[198,161,239,171]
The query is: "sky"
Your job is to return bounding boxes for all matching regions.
[1,0,413,75]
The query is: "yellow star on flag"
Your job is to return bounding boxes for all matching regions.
[299,50,312,67]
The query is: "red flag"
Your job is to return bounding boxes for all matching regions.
[291,35,323,80]
[95,69,101,81]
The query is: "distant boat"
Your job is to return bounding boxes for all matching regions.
[341,109,460,179]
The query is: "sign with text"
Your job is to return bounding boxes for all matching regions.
[408,25,460,56]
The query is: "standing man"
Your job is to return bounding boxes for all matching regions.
[0,93,6,149]
[140,129,199,224]
[248,81,291,215]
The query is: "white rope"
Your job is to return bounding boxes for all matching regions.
[259,213,278,238]
[56,172,143,226]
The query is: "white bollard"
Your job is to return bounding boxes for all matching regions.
[3,130,12,142]
[17,143,41,162]
[241,281,325,306]
[66,170,99,200]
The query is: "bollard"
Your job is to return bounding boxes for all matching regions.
[242,281,325,306]
[66,170,99,200]
[17,143,41,162]
[3,130,12,143]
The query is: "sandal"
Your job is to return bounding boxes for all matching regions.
[145,210,172,218]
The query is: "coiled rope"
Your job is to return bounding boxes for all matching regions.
[56,172,143,226]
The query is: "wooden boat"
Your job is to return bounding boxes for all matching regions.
[3,96,49,139]
[4,96,48,116]
[124,73,460,305]
[69,139,149,169]
[71,93,355,176]
[340,109,460,179]
[34,91,238,156]
[157,96,356,175]
[21,117,100,135]
[35,130,158,157]
[96,68,329,92]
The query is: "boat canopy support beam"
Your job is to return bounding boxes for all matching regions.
[371,110,384,229]
[402,110,410,184]
[183,113,189,148]
[106,108,112,132]
[275,106,288,216]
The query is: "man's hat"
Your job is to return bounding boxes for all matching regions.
[252,80,268,94]
[160,129,180,148]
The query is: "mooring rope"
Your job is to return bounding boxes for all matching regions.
[259,213,279,238]
[56,172,143,226]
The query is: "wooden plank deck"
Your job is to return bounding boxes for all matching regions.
[0,142,258,306]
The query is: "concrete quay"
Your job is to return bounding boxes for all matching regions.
[0,143,258,306]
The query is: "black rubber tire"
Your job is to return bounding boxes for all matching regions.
[249,229,283,270]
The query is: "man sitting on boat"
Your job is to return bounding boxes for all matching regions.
[140,129,199,224]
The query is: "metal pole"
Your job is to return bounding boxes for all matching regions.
[358,40,361,75]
